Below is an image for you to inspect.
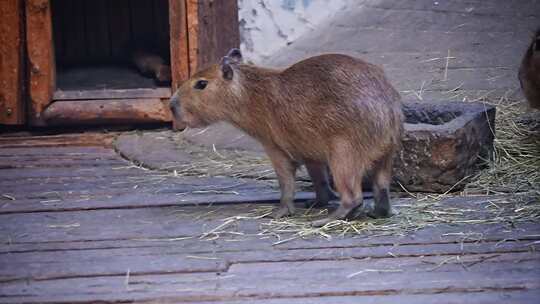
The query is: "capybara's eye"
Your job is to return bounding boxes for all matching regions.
[194,80,208,90]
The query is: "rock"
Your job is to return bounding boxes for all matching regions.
[395,101,496,192]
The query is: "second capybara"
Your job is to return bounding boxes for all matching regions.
[132,49,171,84]
[519,28,540,109]
[170,49,404,226]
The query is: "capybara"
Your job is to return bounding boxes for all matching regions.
[170,49,403,226]
[132,49,171,84]
[519,28,540,109]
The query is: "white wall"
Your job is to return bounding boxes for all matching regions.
[238,0,353,64]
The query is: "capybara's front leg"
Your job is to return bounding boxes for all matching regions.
[264,145,298,219]
[304,161,337,208]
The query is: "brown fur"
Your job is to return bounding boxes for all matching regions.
[170,49,404,226]
[132,50,171,84]
[519,28,540,109]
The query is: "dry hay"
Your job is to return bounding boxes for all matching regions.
[195,191,540,244]
[166,135,274,180]
[464,98,539,201]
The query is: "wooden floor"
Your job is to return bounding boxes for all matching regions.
[0,133,539,303]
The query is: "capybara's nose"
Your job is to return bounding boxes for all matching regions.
[169,93,179,116]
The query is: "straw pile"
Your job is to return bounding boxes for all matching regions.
[465,99,539,200]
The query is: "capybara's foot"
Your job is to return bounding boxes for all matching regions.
[271,206,295,219]
[358,200,395,219]
[311,205,354,227]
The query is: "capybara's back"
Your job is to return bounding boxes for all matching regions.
[170,49,403,225]
[246,54,403,167]
[519,29,540,109]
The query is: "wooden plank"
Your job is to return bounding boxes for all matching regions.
[0,237,534,282]
[1,196,539,245]
[0,166,152,181]
[41,98,172,125]
[108,0,132,61]
[187,0,240,73]
[186,0,199,73]
[193,291,540,304]
[53,87,172,100]
[2,219,539,255]
[0,190,310,215]
[169,0,190,89]
[84,0,111,63]
[0,134,116,149]
[0,158,126,169]
[0,0,25,125]
[0,252,538,303]
[0,146,115,156]
[26,0,55,125]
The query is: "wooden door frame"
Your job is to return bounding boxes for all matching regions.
[23,0,238,126]
[24,0,188,126]
[0,0,25,125]
[26,0,55,126]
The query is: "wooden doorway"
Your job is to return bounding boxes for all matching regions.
[7,0,239,127]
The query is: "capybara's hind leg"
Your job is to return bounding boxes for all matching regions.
[369,152,394,218]
[264,145,298,218]
[304,161,337,208]
[312,147,364,227]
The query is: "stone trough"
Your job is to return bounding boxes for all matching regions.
[395,101,495,192]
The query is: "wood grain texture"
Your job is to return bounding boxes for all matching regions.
[41,98,172,125]
[0,134,539,303]
[26,0,55,125]
[0,0,24,125]
[193,0,240,72]
[53,87,172,100]
[169,0,190,89]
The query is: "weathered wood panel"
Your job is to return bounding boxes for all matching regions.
[0,0,24,125]
[26,0,55,125]
[53,87,171,100]
[188,0,240,73]
[0,134,115,149]
[41,98,172,125]
[0,252,538,303]
[169,0,190,89]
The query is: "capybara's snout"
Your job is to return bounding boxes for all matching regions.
[169,92,180,117]
[169,92,183,131]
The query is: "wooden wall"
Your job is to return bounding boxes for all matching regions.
[187,0,240,73]
[51,0,171,66]
[0,0,25,125]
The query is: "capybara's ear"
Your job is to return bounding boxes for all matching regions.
[226,48,243,64]
[220,57,234,80]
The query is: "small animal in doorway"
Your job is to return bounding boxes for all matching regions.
[519,28,540,109]
[132,49,171,84]
[169,49,404,226]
